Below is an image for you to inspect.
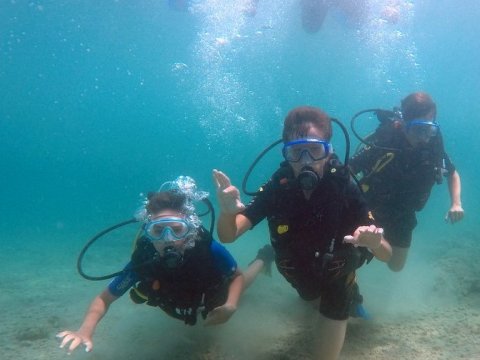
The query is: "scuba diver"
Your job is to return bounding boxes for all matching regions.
[212,106,391,360]
[245,0,368,33]
[301,0,369,33]
[56,176,274,355]
[349,92,464,272]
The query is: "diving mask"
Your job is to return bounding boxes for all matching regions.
[144,217,193,242]
[405,120,439,141]
[282,138,332,162]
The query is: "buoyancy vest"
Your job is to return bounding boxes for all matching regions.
[265,158,371,282]
[129,227,226,325]
[354,126,447,212]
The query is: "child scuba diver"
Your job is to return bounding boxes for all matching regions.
[57,176,273,355]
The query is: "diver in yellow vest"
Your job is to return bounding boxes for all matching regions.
[349,92,464,272]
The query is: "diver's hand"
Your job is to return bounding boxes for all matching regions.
[445,204,464,224]
[204,303,237,326]
[212,169,245,215]
[56,330,93,354]
[344,225,383,250]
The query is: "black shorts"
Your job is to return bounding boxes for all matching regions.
[373,210,417,248]
[276,258,357,320]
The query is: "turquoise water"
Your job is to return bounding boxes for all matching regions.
[1,1,480,359]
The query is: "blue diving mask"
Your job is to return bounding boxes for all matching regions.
[282,138,332,162]
[405,120,439,141]
[144,217,193,242]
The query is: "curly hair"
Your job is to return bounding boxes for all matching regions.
[145,191,187,216]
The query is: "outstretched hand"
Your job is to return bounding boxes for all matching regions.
[212,169,245,215]
[343,225,384,250]
[56,330,93,355]
[445,204,464,224]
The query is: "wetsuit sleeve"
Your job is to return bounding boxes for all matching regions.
[210,240,238,277]
[242,181,272,228]
[436,133,456,175]
[107,262,139,297]
[443,151,456,175]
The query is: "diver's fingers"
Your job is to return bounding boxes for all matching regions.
[212,169,221,188]
[453,211,464,223]
[58,333,80,354]
[444,212,451,223]
[362,225,380,233]
[212,169,231,190]
[56,331,69,339]
[57,332,74,348]
[67,337,82,354]
[343,235,358,247]
[359,225,382,235]
[212,169,224,189]
[445,211,457,224]
[222,185,240,197]
[219,172,232,189]
[446,208,465,224]
[84,339,93,353]
[453,212,459,221]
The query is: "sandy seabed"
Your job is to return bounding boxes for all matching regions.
[2,226,479,360]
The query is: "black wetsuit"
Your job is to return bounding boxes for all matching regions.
[243,162,373,320]
[108,228,237,325]
[349,128,455,248]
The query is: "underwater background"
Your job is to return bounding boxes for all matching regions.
[1,1,479,359]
